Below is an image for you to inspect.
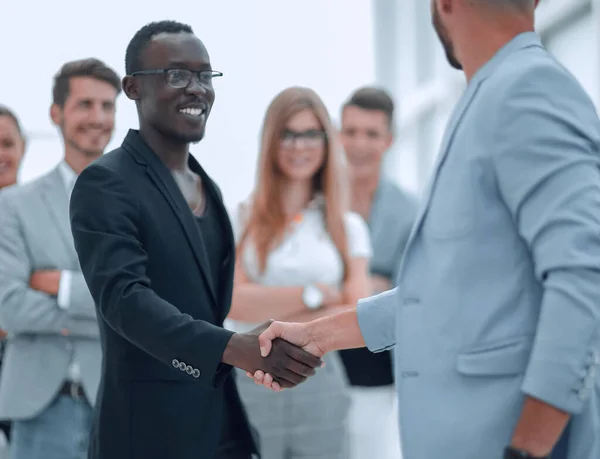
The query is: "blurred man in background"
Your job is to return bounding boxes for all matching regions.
[0,58,120,459]
[339,87,417,459]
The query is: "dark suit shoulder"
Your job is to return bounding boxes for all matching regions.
[80,147,147,193]
[89,146,135,173]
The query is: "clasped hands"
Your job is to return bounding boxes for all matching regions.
[225,320,323,391]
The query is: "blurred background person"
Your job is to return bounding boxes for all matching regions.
[338,86,417,459]
[226,86,372,459]
[0,58,120,459]
[0,105,27,452]
[0,106,26,190]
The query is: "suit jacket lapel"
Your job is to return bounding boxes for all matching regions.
[411,32,543,234]
[405,79,484,249]
[41,168,78,261]
[395,32,545,284]
[190,158,236,322]
[123,132,218,306]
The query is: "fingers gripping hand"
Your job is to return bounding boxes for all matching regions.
[251,321,325,391]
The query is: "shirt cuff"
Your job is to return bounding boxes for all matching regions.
[356,287,398,353]
[57,270,73,310]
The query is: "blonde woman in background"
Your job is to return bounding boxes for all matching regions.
[226,87,371,459]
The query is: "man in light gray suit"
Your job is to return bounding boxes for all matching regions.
[251,1,600,458]
[0,58,120,459]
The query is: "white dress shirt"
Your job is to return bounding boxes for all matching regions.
[225,195,372,333]
[56,161,80,383]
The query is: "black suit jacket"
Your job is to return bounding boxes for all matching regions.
[69,130,259,459]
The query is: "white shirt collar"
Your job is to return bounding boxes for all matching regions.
[57,161,77,195]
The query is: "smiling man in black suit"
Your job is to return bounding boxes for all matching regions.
[69,20,322,459]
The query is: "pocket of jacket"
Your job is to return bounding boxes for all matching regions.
[456,336,533,377]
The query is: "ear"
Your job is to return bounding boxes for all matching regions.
[384,130,394,150]
[122,76,140,101]
[49,103,62,126]
[439,0,453,13]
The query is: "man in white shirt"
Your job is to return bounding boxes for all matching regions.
[0,58,120,459]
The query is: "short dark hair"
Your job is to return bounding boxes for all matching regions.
[343,86,395,128]
[125,20,194,75]
[0,105,24,139]
[52,58,121,107]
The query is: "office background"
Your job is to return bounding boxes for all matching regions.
[1,0,598,205]
[377,0,600,195]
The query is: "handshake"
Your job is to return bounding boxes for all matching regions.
[222,320,326,392]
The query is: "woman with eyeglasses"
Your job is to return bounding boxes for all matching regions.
[226,87,372,459]
[0,105,26,446]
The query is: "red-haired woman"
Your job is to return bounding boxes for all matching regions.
[227,87,372,459]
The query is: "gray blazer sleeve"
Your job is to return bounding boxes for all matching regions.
[65,271,98,321]
[492,65,600,414]
[356,287,399,352]
[0,190,98,338]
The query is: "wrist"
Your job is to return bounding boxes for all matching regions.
[508,437,551,458]
[504,445,549,458]
[509,396,569,458]
[221,333,250,369]
[306,315,336,354]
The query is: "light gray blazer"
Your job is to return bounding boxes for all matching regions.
[369,179,418,284]
[357,32,600,459]
[0,166,101,420]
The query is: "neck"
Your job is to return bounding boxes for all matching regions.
[0,179,17,189]
[351,172,380,200]
[280,179,314,217]
[457,14,534,82]
[139,125,190,171]
[64,146,101,175]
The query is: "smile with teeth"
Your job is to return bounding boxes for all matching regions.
[290,158,311,166]
[179,107,205,117]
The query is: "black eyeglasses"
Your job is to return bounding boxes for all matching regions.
[280,129,327,149]
[130,68,223,89]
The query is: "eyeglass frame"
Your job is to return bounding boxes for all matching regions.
[279,129,327,149]
[129,68,224,89]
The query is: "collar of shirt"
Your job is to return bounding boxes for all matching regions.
[57,161,77,197]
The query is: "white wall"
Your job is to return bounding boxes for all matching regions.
[375,0,600,196]
[0,0,375,209]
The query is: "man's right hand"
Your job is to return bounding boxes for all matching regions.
[244,320,329,391]
[29,270,61,296]
[258,321,325,358]
[221,322,323,390]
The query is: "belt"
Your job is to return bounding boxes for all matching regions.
[59,381,86,400]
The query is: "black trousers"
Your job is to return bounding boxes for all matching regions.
[0,420,10,441]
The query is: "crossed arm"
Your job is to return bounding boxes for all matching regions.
[0,191,99,339]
